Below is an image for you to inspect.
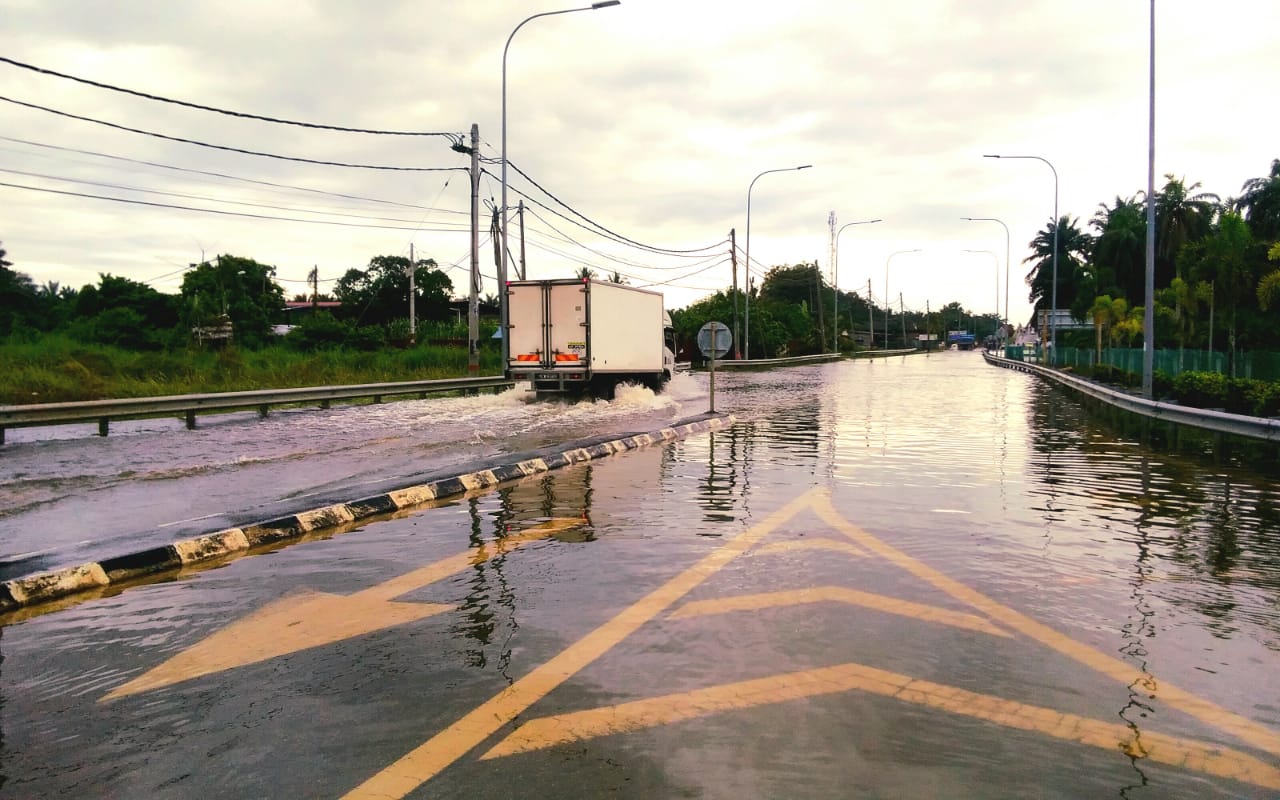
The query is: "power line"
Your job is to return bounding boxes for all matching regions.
[481,162,726,256]
[0,179,472,232]
[0,95,468,172]
[0,135,450,211]
[0,55,463,141]
[0,166,469,227]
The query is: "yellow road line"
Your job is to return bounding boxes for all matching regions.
[480,660,1280,791]
[339,488,825,800]
[751,538,865,558]
[810,492,1280,759]
[101,519,582,702]
[669,586,1011,638]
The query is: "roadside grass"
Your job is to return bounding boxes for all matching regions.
[1,335,504,404]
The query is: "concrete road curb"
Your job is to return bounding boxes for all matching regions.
[1,414,735,614]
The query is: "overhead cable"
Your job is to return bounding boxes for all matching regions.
[0,55,463,141]
[0,166,468,226]
[0,95,467,172]
[0,180,470,232]
[481,164,725,256]
[0,135,449,210]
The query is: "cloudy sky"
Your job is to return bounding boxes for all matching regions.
[2,0,1277,325]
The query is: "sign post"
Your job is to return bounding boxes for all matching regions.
[697,321,732,414]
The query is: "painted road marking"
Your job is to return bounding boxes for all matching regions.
[338,487,826,800]
[808,492,1280,760]
[101,518,585,702]
[751,538,865,558]
[341,487,1280,798]
[668,586,1011,638]
[479,661,1280,791]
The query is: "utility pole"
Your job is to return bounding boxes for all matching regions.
[468,123,480,375]
[814,260,825,348]
[729,229,740,358]
[867,279,874,349]
[309,265,318,308]
[828,212,837,353]
[900,293,906,349]
[518,201,527,281]
[408,242,416,341]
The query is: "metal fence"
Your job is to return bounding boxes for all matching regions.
[1020,347,1280,381]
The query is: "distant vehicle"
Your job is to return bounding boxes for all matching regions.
[505,278,675,400]
[947,330,976,350]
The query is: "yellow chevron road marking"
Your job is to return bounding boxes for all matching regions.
[669,585,1010,638]
[480,661,1280,791]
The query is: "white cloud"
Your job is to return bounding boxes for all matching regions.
[1,0,1277,326]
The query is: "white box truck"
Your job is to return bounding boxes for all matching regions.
[506,277,675,399]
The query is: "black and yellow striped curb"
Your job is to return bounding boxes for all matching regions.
[1,414,735,614]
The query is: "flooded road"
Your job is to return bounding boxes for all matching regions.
[2,352,1278,798]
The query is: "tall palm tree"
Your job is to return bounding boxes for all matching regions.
[1155,176,1220,283]
[1258,243,1280,312]
[1024,216,1093,317]
[1089,195,1147,304]
[1236,159,1280,241]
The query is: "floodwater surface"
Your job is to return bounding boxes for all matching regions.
[1,353,1277,798]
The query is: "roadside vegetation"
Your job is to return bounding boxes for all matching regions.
[2,156,1277,404]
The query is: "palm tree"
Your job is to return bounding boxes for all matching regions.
[1183,212,1255,374]
[1087,295,1114,361]
[576,267,598,281]
[1236,159,1280,241]
[1258,243,1280,312]
[1156,176,1220,283]
[1024,216,1093,318]
[1089,195,1147,304]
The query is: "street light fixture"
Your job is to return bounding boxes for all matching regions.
[984,153,1058,363]
[834,218,881,353]
[961,216,1011,332]
[884,249,921,349]
[500,1,620,364]
[744,164,812,359]
[962,249,1000,342]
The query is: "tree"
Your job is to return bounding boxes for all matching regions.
[607,271,629,285]
[1087,295,1114,360]
[1156,176,1219,284]
[1024,216,1092,317]
[1088,195,1146,304]
[180,255,283,348]
[576,267,598,281]
[334,254,452,329]
[1182,213,1258,369]
[0,244,41,336]
[1236,159,1280,241]
[1257,243,1280,312]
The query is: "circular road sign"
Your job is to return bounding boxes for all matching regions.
[697,321,732,359]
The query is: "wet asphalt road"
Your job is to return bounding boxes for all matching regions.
[2,354,1278,798]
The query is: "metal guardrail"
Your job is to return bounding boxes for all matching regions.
[710,353,844,369]
[0,375,514,443]
[983,352,1280,442]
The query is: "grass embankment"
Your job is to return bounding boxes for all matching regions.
[1,335,504,405]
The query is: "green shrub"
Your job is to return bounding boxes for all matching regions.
[1172,371,1229,408]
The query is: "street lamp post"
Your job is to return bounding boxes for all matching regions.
[961,216,1011,333]
[500,1,620,365]
[984,154,1058,363]
[962,249,1000,343]
[744,164,811,359]
[884,249,921,349]
[834,218,882,353]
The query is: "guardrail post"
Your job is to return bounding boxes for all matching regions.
[98,418,109,437]
[0,426,5,446]
[258,404,269,419]
[185,410,196,430]
[320,399,330,410]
